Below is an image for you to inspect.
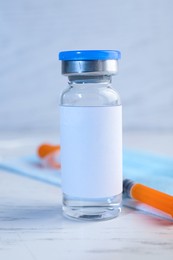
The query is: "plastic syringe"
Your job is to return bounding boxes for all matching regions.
[38,144,173,218]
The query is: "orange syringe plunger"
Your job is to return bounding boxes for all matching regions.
[37,144,61,169]
[37,144,60,158]
[123,179,173,217]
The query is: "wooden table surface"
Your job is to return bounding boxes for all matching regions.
[0,132,173,260]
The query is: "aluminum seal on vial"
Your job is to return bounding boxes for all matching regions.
[59,50,121,76]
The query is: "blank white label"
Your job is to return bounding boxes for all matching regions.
[60,106,122,198]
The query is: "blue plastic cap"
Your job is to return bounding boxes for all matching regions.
[59,50,121,61]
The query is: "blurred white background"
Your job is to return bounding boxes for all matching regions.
[0,0,173,134]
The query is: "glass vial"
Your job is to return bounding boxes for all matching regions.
[59,50,122,221]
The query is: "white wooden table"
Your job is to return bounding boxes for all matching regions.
[0,132,173,260]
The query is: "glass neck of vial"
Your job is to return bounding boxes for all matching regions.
[68,75,112,86]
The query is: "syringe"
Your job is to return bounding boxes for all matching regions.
[38,144,173,218]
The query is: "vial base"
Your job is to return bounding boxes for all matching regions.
[62,193,122,221]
